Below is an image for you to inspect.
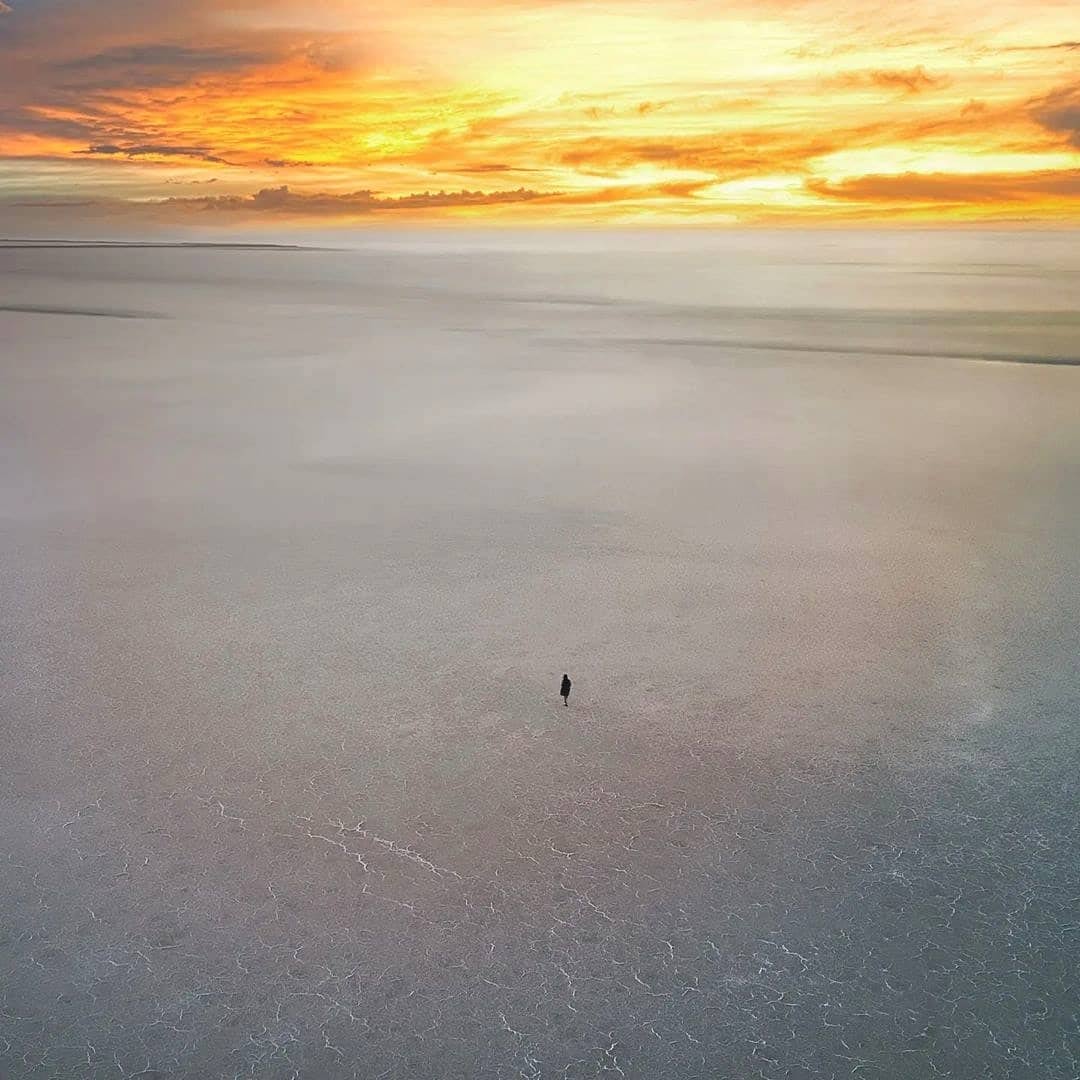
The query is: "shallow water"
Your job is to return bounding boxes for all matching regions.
[2,230,1079,1078]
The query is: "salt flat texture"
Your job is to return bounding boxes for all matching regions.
[1,229,1079,1078]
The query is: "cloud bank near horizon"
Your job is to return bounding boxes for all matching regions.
[1,0,1078,229]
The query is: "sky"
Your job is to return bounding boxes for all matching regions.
[0,0,1078,231]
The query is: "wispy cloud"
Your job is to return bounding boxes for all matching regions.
[808,169,1080,203]
[831,66,949,94]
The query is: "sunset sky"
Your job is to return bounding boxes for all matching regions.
[1,0,1078,230]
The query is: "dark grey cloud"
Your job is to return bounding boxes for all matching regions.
[58,44,267,74]
[0,184,558,229]
[163,184,553,215]
[1032,82,1080,148]
[0,106,96,141]
[42,42,274,92]
[79,142,230,164]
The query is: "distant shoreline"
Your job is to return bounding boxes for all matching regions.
[0,239,321,251]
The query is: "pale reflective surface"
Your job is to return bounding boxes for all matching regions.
[2,231,1079,1079]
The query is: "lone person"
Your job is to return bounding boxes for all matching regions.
[560,673,572,706]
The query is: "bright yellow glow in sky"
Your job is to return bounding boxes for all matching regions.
[0,0,1077,228]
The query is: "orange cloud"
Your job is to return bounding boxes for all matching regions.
[808,169,1080,203]
[832,66,949,94]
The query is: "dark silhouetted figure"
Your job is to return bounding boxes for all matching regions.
[560,673,572,706]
